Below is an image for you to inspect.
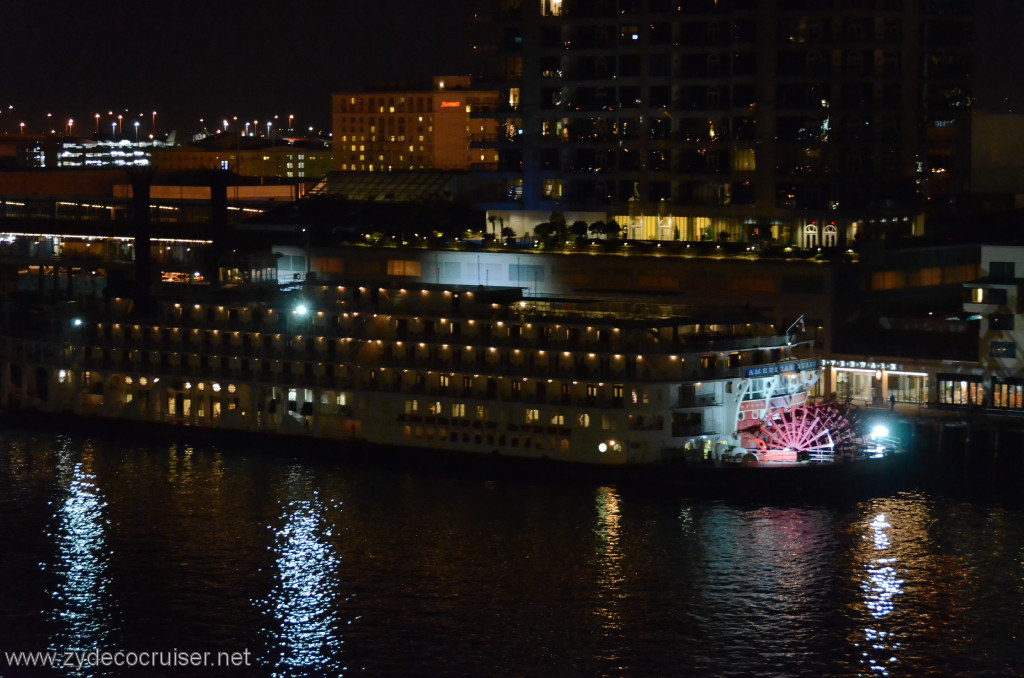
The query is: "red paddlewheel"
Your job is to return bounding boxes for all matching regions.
[753,404,854,461]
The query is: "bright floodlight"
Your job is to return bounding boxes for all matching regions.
[72,318,83,327]
[871,424,890,439]
[295,304,309,316]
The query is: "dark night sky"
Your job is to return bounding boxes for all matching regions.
[0,0,483,136]
[0,0,1021,138]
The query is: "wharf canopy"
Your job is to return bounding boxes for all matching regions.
[0,278,817,466]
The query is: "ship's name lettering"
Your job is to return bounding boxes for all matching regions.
[742,359,818,378]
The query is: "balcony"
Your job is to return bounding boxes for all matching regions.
[677,393,721,408]
[963,285,1011,312]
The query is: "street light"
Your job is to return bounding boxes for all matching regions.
[152,111,157,133]
[134,120,140,140]
[94,113,100,134]
[67,118,74,136]
[111,121,117,138]
[117,114,123,134]
[266,121,272,138]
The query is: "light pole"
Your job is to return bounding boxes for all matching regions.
[117,114,123,134]
[152,111,157,134]
[67,118,74,136]
[94,113,100,134]
[19,122,24,135]
[288,113,294,132]
[134,120,140,140]
[266,121,272,138]
[111,121,117,138]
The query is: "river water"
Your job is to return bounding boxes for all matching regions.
[0,426,1022,677]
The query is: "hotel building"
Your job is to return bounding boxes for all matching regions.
[484,0,973,245]
[331,76,501,172]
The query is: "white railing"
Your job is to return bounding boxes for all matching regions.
[808,449,835,463]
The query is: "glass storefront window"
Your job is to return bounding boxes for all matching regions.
[886,374,928,404]
[936,375,983,406]
[836,371,873,404]
[992,379,1024,410]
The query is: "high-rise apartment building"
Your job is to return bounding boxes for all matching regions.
[485,0,973,245]
[331,76,501,172]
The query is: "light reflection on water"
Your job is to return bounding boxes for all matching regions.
[847,494,943,678]
[45,443,116,677]
[690,504,838,674]
[592,486,625,666]
[260,467,347,678]
[859,513,904,677]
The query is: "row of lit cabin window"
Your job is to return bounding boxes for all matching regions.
[78,339,770,381]
[88,323,780,366]
[70,352,666,405]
